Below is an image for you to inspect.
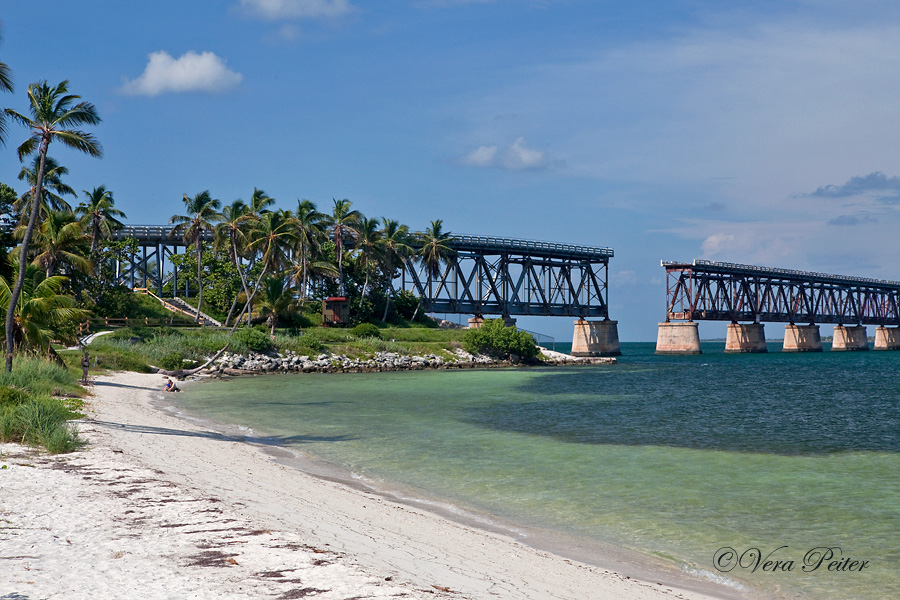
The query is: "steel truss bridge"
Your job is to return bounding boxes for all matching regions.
[108,225,614,319]
[663,260,900,326]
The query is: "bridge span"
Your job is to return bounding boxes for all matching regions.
[107,225,621,356]
[658,259,900,354]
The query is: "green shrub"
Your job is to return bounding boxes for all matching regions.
[352,323,381,339]
[232,326,273,353]
[0,386,28,408]
[159,352,187,370]
[464,319,539,360]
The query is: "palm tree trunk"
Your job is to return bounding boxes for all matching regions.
[224,240,252,327]
[230,255,271,333]
[382,284,393,322]
[5,138,49,372]
[195,238,202,324]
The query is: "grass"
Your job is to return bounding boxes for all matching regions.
[0,356,86,454]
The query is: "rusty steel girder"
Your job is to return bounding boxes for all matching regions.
[662,260,900,326]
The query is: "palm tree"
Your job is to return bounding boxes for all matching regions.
[256,274,297,337]
[249,187,275,216]
[293,199,327,301]
[18,209,91,278]
[354,216,382,315]
[414,220,456,320]
[169,191,223,324]
[214,199,253,327]
[234,209,298,329]
[75,185,126,261]
[15,155,76,219]
[3,80,101,372]
[378,219,414,321]
[326,198,361,295]
[0,263,90,364]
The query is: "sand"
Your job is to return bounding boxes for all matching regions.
[0,371,743,599]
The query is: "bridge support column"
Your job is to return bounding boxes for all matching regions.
[725,323,767,353]
[655,322,700,355]
[782,325,822,352]
[832,325,869,351]
[874,326,900,350]
[571,319,621,357]
[467,317,484,329]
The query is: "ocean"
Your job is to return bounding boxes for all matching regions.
[172,342,899,599]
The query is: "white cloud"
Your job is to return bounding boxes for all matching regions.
[700,233,735,257]
[121,51,242,96]
[240,0,352,20]
[459,137,549,171]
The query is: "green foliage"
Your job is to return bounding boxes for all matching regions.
[352,322,381,339]
[463,319,539,360]
[0,355,85,454]
[232,326,273,353]
[0,385,28,408]
[0,355,81,397]
[393,290,420,320]
[0,395,85,453]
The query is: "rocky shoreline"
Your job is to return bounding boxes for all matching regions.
[206,348,616,376]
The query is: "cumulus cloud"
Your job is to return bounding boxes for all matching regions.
[810,172,900,198]
[121,51,242,96]
[239,0,353,20]
[459,137,549,171]
[700,233,735,257]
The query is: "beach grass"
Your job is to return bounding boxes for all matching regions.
[0,356,86,454]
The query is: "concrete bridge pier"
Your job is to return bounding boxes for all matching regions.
[831,325,869,351]
[874,326,900,350]
[725,323,768,353]
[782,324,822,352]
[655,322,701,354]
[571,319,621,357]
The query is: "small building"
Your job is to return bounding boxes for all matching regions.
[323,297,350,326]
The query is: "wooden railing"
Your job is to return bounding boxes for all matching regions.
[76,316,204,336]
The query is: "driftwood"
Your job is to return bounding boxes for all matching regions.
[150,344,230,378]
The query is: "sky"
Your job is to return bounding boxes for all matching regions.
[3,0,900,342]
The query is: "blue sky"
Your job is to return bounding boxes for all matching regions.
[3,0,900,342]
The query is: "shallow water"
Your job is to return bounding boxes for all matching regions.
[175,342,900,599]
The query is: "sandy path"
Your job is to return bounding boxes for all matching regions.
[0,371,742,599]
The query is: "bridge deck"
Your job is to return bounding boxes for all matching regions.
[663,259,900,326]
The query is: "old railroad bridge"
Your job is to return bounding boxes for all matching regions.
[658,259,900,353]
[108,225,622,356]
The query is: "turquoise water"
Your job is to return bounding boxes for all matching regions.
[174,342,900,599]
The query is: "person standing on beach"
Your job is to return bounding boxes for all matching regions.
[81,351,90,385]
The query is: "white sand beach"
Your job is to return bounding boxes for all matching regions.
[1,371,742,599]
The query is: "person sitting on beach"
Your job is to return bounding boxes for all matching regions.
[164,377,180,392]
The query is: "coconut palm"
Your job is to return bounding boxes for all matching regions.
[15,155,76,219]
[354,216,382,314]
[414,220,455,320]
[18,209,91,278]
[0,263,90,363]
[256,274,297,337]
[249,187,275,217]
[169,191,223,324]
[75,185,126,261]
[234,209,298,329]
[293,199,327,301]
[378,218,414,321]
[214,199,253,327]
[326,198,361,295]
[3,80,101,372]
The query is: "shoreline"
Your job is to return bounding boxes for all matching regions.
[2,371,746,600]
